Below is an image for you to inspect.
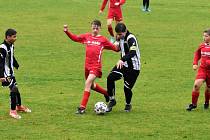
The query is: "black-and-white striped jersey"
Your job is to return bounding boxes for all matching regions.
[0,40,19,78]
[119,31,141,70]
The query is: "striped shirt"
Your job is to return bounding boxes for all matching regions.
[119,31,141,70]
[0,40,19,78]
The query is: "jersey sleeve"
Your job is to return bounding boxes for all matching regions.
[0,48,6,78]
[121,37,137,62]
[103,38,119,52]
[193,45,201,65]
[100,0,108,11]
[64,31,86,44]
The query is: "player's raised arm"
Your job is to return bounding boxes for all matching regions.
[63,24,84,43]
[103,38,120,52]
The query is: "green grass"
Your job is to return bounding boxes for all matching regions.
[0,0,210,139]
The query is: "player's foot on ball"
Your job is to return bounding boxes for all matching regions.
[204,103,209,109]
[186,104,197,111]
[16,105,31,113]
[106,99,116,112]
[124,104,132,112]
[9,110,21,119]
[75,107,86,114]
[104,95,110,103]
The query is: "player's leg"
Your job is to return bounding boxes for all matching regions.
[115,8,123,25]
[186,79,205,111]
[76,74,97,114]
[204,77,210,109]
[8,78,21,119]
[9,77,31,113]
[142,0,147,11]
[107,8,115,41]
[107,18,115,42]
[145,0,150,11]
[91,83,109,102]
[204,86,210,109]
[123,69,140,112]
[90,70,109,102]
[106,66,123,112]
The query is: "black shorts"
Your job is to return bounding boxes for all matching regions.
[2,76,17,88]
[110,66,140,89]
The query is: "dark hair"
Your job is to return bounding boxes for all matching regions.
[91,20,101,27]
[204,29,210,36]
[5,29,17,38]
[115,23,127,33]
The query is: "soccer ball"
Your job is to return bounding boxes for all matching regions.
[94,102,107,115]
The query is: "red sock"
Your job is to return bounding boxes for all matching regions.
[205,90,210,104]
[108,25,114,37]
[93,83,108,96]
[80,91,90,108]
[192,91,199,105]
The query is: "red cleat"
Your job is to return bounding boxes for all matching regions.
[16,105,31,113]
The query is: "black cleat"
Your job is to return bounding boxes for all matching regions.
[106,99,116,112]
[75,107,86,114]
[186,104,197,111]
[204,103,209,109]
[104,95,110,103]
[124,104,132,112]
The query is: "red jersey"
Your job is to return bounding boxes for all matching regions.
[193,43,210,69]
[64,31,118,70]
[100,0,126,11]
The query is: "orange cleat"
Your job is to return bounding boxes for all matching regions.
[16,105,31,113]
[9,110,21,119]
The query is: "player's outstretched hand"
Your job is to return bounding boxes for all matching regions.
[116,60,124,69]
[0,77,7,82]
[193,65,198,71]
[64,24,68,32]
[99,10,103,15]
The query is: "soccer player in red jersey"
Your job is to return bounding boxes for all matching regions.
[99,0,126,42]
[187,29,210,111]
[64,20,119,114]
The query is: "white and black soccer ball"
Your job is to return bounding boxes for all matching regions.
[94,102,107,115]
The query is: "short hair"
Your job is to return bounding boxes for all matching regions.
[91,20,101,27]
[204,29,210,36]
[5,29,17,38]
[115,23,127,33]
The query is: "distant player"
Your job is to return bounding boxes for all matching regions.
[99,0,126,42]
[0,29,31,119]
[186,29,210,111]
[64,20,119,114]
[106,23,140,112]
[142,0,151,12]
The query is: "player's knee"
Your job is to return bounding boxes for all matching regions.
[107,74,115,82]
[10,85,18,93]
[193,84,201,91]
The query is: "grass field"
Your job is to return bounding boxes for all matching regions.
[0,0,210,139]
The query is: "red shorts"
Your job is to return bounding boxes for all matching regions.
[196,67,210,87]
[107,7,123,21]
[85,67,102,79]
